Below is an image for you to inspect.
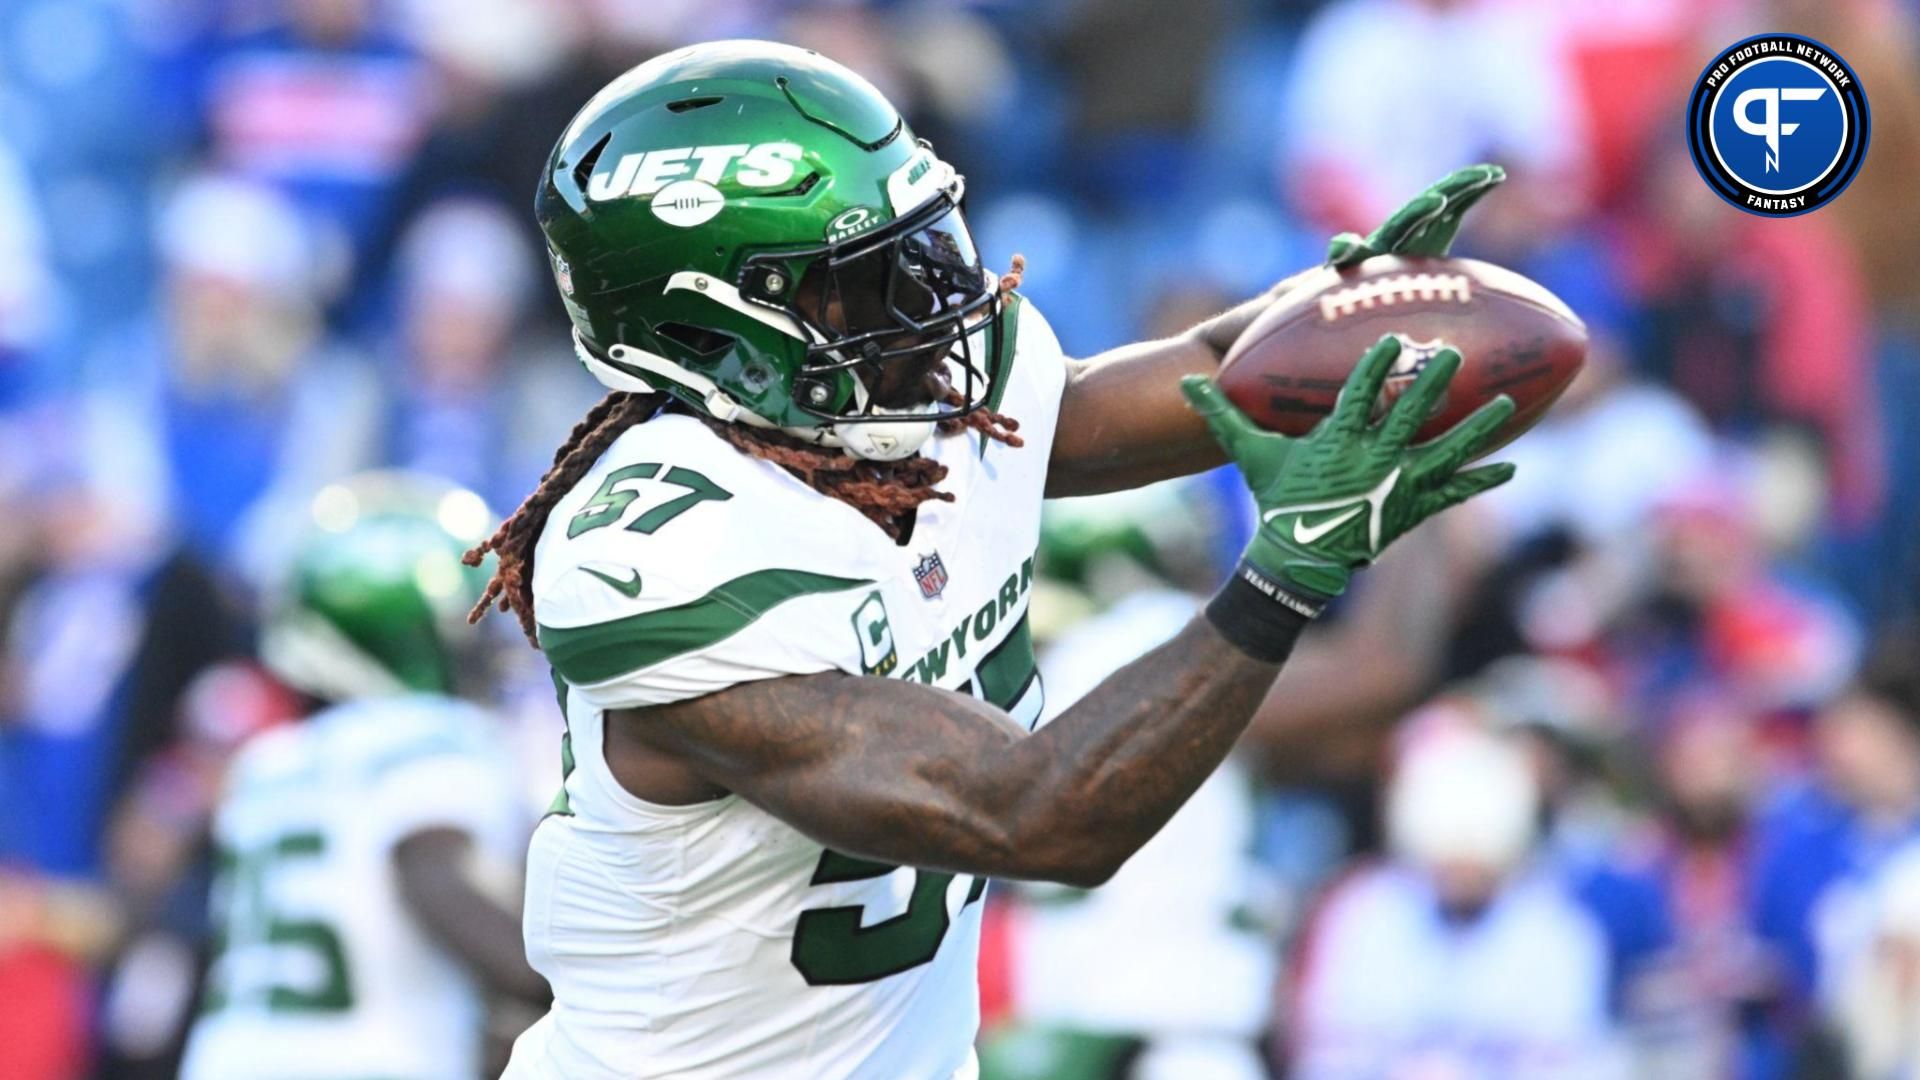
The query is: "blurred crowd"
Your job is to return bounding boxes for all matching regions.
[3,0,1919,1077]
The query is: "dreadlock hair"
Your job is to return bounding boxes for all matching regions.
[463,390,666,645]
[466,258,1029,646]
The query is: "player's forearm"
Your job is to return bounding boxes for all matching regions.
[990,614,1286,885]
[1044,337,1225,498]
[1194,285,1291,358]
[745,616,1288,887]
[639,611,1300,888]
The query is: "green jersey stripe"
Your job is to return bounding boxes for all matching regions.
[547,669,575,817]
[980,293,1023,444]
[539,568,873,684]
[974,612,1036,710]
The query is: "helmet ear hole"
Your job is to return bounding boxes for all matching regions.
[655,322,735,361]
[569,132,613,193]
[762,172,820,199]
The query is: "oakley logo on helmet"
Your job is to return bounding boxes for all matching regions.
[826,206,882,243]
[587,142,805,201]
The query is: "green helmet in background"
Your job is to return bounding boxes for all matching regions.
[537,40,1003,462]
[1031,479,1235,643]
[262,472,493,702]
[1037,481,1220,593]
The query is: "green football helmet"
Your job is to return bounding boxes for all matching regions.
[261,472,493,702]
[1037,480,1225,598]
[538,40,1005,462]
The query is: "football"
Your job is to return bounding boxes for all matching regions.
[1217,256,1588,456]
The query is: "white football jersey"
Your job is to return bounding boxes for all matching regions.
[181,696,527,1080]
[507,297,1066,1080]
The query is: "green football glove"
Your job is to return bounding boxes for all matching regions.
[1326,164,1506,268]
[1182,334,1515,611]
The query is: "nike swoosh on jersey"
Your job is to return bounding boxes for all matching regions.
[582,566,644,598]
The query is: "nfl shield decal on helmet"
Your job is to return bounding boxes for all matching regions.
[912,552,949,599]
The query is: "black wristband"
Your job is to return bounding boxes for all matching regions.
[1205,559,1324,663]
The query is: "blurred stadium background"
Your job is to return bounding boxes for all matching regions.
[3,0,1920,1077]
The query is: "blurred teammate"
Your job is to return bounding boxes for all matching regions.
[181,473,545,1080]
[471,40,1518,1080]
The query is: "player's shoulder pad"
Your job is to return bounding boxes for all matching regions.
[531,414,888,696]
[991,294,1069,436]
[1007,291,1064,359]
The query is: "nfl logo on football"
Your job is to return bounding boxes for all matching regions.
[1376,334,1451,419]
[912,552,949,600]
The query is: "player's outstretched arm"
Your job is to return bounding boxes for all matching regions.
[1042,285,1280,498]
[616,614,1275,887]
[611,336,1513,887]
[1046,164,1506,498]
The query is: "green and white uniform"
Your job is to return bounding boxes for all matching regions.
[506,297,1065,1079]
[182,696,525,1080]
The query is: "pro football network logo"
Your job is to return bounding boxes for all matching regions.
[1686,33,1869,217]
[912,552,949,600]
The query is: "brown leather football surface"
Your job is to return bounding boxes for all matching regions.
[1218,255,1588,456]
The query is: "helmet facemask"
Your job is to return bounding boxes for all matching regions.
[737,189,1002,460]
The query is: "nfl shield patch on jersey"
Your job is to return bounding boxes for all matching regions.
[912,552,949,599]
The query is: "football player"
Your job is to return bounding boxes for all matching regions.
[472,40,1516,1080]
[181,473,547,1080]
